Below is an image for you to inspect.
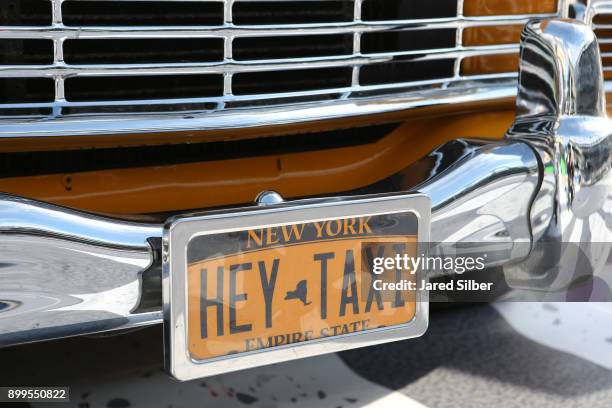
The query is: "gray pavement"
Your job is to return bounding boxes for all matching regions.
[1,303,611,407]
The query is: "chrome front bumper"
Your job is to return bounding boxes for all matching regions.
[1,18,609,347]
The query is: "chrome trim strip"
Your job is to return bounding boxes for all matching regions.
[0,80,517,138]
[0,74,518,107]
[0,194,161,249]
[0,15,558,40]
[0,45,519,79]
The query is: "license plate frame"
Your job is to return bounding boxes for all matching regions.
[163,193,430,381]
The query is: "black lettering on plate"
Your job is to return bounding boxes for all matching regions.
[258,259,279,329]
[200,266,224,339]
[340,250,359,317]
[314,252,334,319]
[229,263,252,334]
[364,245,385,313]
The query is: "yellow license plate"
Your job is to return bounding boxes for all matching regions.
[164,194,430,380]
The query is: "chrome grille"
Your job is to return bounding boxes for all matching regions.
[0,0,563,138]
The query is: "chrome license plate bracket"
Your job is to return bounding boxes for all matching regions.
[163,193,430,381]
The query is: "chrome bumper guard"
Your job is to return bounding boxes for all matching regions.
[1,18,609,347]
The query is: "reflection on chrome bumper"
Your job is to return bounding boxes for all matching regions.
[0,195,162,346]
[0,18,609,347]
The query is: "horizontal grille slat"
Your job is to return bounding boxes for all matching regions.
[0,45,519,77]
[0,16,560,41]
[1,74,500,109]
[0,0,563,132]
